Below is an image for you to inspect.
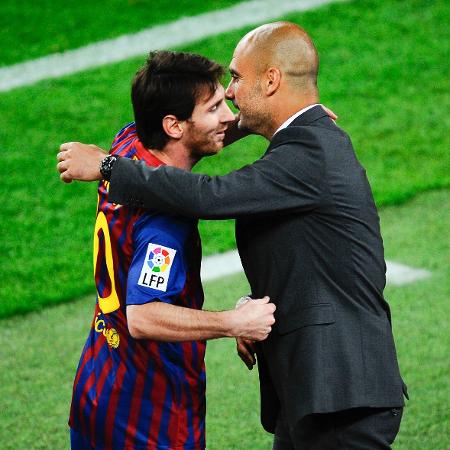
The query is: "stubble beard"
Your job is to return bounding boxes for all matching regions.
[238,107,271,137]
[237,86,271,137]
[187,129,223,159]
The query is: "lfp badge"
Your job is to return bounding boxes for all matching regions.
[138,244,176,292]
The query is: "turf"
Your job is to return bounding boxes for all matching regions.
[0,0,243,67]
[0,189,448,449]
[380,190,450,449]
[0,0,449,317]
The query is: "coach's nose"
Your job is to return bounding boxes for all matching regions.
[225,80,235,100]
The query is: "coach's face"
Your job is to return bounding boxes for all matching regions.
[183,83,235,158]
[225,42,270,136]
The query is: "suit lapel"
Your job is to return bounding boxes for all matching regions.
[290,104,329,126]
[265,105,330,154]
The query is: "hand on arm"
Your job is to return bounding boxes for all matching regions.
[234,296,257,370]
[126,296,275,342]
[236,338,257,370]
[223,113,250,147]
[57,142,107,183]
[322,105,338,121]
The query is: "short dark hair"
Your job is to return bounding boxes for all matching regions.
[131,51,225,150]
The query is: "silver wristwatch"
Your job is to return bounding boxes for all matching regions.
[235,295,252,309]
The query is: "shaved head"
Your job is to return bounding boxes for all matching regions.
[226,21,320,138]
[236,21,319,92]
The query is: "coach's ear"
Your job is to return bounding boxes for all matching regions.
[162,115,184,140]
[265,67,281,96]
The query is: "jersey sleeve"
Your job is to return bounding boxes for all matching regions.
[110,122,135,153]
[126,214,188,305]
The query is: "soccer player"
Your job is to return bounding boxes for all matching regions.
[68,51,276,450]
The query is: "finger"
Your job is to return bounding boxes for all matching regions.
[244,339,257,353]
[237,347,254,364]
[60,171,73,184]
[243,339,256,353]
[263,326,272,337]
[254,296,270,304]
[239,355,253,370]
[56,160,69,174]
[59,142,74,151]
[56,151,67,163]
[237,340,256,360]
[237,346,256,369]
[255,327,272,341]
[260,301,276,314]
[240,354,255,370]
[322,106,338,121]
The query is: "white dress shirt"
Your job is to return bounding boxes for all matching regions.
[273,103,321,137]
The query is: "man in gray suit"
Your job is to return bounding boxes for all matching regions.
[57,22,407,449]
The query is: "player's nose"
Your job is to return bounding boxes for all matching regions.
[221,103,235,123]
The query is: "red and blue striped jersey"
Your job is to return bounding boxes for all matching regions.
[69,123,206,450]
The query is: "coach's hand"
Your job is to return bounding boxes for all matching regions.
[236,337,257,370]
[57,142,107,183]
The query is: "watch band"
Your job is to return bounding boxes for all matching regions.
[99,155,118,181]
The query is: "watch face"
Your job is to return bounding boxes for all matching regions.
[100,155,116,180]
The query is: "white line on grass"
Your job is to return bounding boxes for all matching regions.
[0,0,346,92]
[384,260,431,286]
[200,249,431,285]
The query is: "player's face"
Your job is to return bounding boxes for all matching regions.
[225,47,270,135]
[183,84,235,157]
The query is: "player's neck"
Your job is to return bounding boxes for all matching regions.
[147,143,197,171]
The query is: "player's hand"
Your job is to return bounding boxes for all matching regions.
[231,296,275,342]
[236,337,257,370]
[57,142,107,183]
[322,105,338,121]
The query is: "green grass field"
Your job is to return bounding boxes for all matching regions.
[0,0,243,66]
[0,0,448,318]
[1,189,448,449]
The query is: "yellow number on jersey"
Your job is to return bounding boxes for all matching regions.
[93,210,120,314]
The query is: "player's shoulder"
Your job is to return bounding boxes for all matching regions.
[133,213,195,248]
[110,122,138,158]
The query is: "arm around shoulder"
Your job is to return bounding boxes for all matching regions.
[108,142,323,218]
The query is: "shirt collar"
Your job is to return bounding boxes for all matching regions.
[273,103,321,137]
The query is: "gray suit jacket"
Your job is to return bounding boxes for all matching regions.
[109,106,407,432]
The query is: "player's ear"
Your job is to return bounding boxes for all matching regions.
[162,115,184,140]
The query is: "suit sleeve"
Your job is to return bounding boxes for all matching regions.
[109,135,324,219]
